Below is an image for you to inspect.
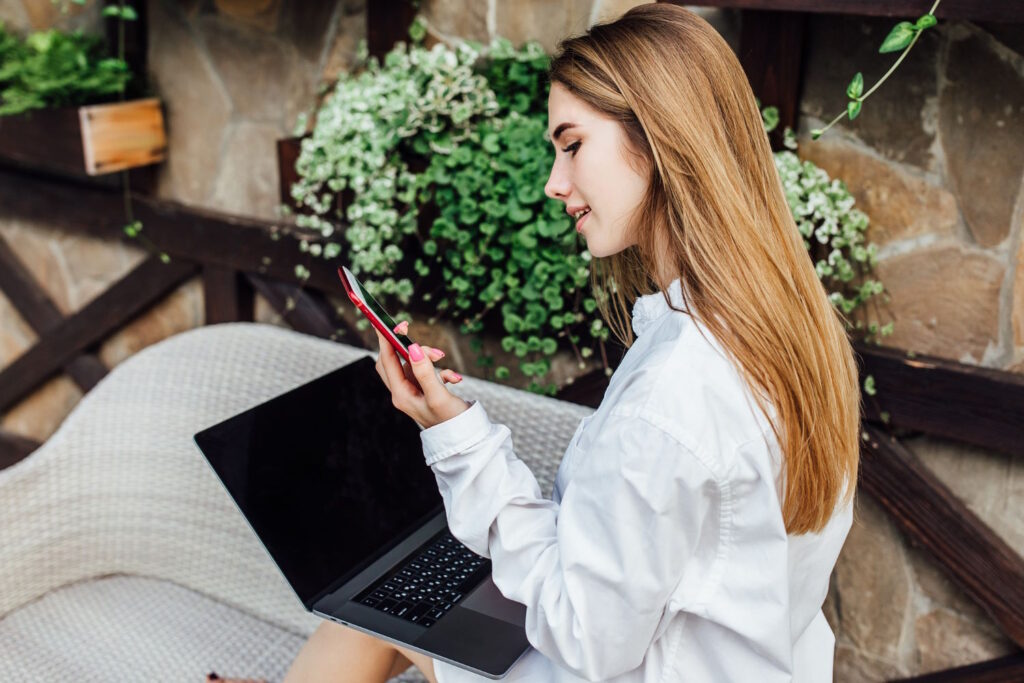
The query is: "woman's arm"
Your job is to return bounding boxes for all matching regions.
[421,402,724,681]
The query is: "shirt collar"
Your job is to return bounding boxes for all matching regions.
[631,277,689,337]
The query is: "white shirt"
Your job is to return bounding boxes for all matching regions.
[420,278,853,683]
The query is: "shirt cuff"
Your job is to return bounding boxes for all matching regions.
[420,399,492,466]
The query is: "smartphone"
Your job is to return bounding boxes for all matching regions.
[338,266,414,362]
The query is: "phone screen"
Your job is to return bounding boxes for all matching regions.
[339,267,414,353]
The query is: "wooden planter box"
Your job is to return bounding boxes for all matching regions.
[0,97,167,176]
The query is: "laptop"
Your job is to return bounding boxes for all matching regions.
[193,355,532,679]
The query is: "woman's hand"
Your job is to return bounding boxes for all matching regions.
[374,320,470,430]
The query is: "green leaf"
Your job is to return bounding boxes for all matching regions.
[846,72,863,100]
[879,21,916,54]
[760,106,779,133]
[101,6,121,17]
[847,100,862,120]
[120,6,139,21]
[914,14,937,30]
[863,375,876,396]
[810,128,823,140]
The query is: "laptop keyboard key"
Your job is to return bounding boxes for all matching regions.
[354,529,491,629]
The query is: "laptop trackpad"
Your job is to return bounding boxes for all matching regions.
[462,576,526,627]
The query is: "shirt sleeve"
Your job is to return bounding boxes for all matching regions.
[420,400,722,681]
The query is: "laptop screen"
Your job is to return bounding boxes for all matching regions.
[194,356,443,609]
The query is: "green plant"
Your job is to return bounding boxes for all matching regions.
[0,23,130,115]
[812,0,942,139]
[288,23,601,395]
[289,21,890,394]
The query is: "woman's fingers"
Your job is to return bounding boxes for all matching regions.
[439,368,463,384]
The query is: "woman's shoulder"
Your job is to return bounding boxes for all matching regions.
[607,317,774,471]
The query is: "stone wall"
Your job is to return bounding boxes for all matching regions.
[796,13,1024,678]
[0,1,1022,679]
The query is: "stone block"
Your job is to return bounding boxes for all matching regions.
[213,0,280,32]
[592,0,647,25]
[0,218,72,314]
[52,231,147,313]
[1014,235,1024,348]
[800,15,941,172]
[0,374,82,443]
[907,542,1010,652]
[798,138,958,246]
[199,16,298,124]
[833,496,911,662]
[280,0,345,67]
[871,243,1004,362]
[915,609,1014,675]
[939,32,1024,248]
[422,0,489,43]
[20,0,100,32]
[0,289,36,366]
[98,277,203,370]
[0,0,29,29]
[495,0,594,54]
[209,122,282,220]
[321,8,367,86]
[253,293,289,329]
[906,435,1009,520]
[149,0,232,206]
[834,644,906,682]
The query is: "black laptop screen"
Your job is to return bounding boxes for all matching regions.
[194,356,443,608]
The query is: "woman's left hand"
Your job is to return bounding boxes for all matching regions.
[374,321,471,430]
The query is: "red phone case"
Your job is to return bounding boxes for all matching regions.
[337,267,411,362]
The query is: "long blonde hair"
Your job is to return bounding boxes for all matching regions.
[549,4,860,534]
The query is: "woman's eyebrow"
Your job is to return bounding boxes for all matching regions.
[548,122,580,143]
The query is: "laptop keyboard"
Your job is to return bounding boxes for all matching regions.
[356,529,490,628]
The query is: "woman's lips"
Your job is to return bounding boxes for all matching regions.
[576,210,591,232]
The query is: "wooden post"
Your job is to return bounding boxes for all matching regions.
[738,9,807,148]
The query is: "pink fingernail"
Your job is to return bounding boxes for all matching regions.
[435,349,445,358]
[452,373,462,381]
[408,344,424,362]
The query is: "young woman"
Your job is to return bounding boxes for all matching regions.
[211,3,859,682]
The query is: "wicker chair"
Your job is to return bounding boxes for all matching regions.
[0,323,592,682]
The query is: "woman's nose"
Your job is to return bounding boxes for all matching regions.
[544,161,571,200]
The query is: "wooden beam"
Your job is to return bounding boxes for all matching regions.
[0,167,339,292]
[738,9,806,148]
[0,106,87,177]
[0,256,197,413]
[857,343,1024,457]
[860,424,1024,649]
[247,274,365,348]
[892,652,1024,682]
[277,135,303,214]
[366,0,419,59]
[0,428,40,470]
[203,266,254,325]
[559,343,1024,457]
[662,0,1022,23]
[0,234,108,393]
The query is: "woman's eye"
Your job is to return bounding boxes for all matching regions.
[561,141,581,156]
